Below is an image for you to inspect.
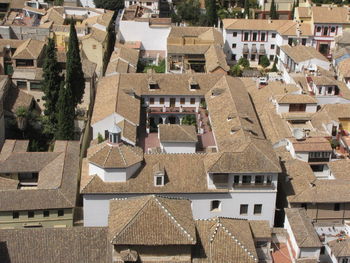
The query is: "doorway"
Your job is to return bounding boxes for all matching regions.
[170,98,176,107]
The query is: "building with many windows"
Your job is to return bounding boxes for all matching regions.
[82,73,281,227]
[0,140,80,229]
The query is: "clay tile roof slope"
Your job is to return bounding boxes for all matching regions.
[289,137,332,152]
[108,195,196,245]
[276,94,317,104]
[285,208,322,248]
[249,220,271,239]
[12,39,45,60]
[280,45,328,63]
[89,142,143,168]
[328,238,350,257]
[193,217,257,263]
[159,124,198,143]
[311,6,350,24]
[204,45,230,72]
[338,58,350,78]
[0,227,110,263]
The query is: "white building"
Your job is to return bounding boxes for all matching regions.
[124,0,159,13]
[222,19,313,66]
[82,73,281,227]
[284,208,322,261]
[117,5,171,61]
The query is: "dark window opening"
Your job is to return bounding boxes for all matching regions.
[254,204,262,214]
[43,210,50,217]
[58,210,64,217]
[240,204,248,215]
[13,212,19,219]
[28,211,34,218]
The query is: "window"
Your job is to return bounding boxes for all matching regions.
[30,82,42,90]
[318,87,322,94]
[242,175,252,184]
[180,98,185,104]
[190,98,195,104]
[129,1,132,4]
[289,104,306,112]
[92,44,96,49]
[149,84,158,89]
[323,27,328,36]
[288,38,293,46]
[301,38,307,45]
[342,259,348,263]
[232,43,236,48]
[334,203,341,211]
[155,175,164,186]
[261,32,266,41]
[272,33,276,38]
[231,54,236,61]
[28,211,34,218]
[233,175,240,185]
[254,204,262,214]
[146,2,151,5]
[266,175,272,185]
[255,175,264,185]
[211,200,221,211]
[243,54,248,59]
[43,210,50,217]
[159,98,164,104]
[244,32,249,41]
[17,81,27,89]
[320,246,325,255]
[149,98,154,105]
[251,54,256,61]
[269,55,274,61]
[311,164,324,172]
[16,59,34,67]
[190,84,199,90]
[327,87,333,94]
[58,210,64,217]
[301,203,308,210]
[270,44,275,49]
[233,31,238,37]
[317,26,322,32]
[213,173,228,185]
[252,32,258,41]
[240,204,248,215]
[13,212,19,219]
[331,27,336,33]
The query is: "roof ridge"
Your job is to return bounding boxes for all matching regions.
[103,146,113,167]
[111,196,154,243]
[117,145,128,166]
[179,125,197,141]
[251,141,281,171]
[153,196,196,243]
[211,222,258,261]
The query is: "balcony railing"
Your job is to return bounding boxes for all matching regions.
[308,157,330,163]
[148,107,196,114]
[232,182,275,190]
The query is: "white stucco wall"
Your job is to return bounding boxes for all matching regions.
[285,214,301,258]
[92,113,124,139]
[300,247,321,259]
[118,20,170,51]
[89,162,141,182]
[160,142,196,153]
[83,190,277,227]
[144,95,202,110]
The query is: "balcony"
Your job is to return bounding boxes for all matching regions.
[258,47,266,55]
[232,182,275,190]
[148,107,196,114]
[243,45,249,54]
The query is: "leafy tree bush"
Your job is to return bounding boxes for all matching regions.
[174,0,201,25]
[182,115,197,126]
[271,57,278,72]
[238,57,250,68]
[259,55,270,68]
[230,64,243,77]
[93,0,124,10]
[143,60,166,73]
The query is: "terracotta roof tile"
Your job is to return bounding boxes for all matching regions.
[159,124,198,143]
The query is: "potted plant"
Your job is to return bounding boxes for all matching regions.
[15,106,28,131]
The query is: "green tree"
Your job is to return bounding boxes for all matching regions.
[176,0,201,25]
[205,0,218,26]
[259,55,270,68]
[243,0,250,18]
[271,56,278,72]
[56,82,75,140]
[291,1,295,20]
[182,115,197,126]
[238,57,250,68]
[42,38,62,134]
[66,20,85,108]
[93,0,123,10]
[269,0,278,19]
[230,64,243,77]
[295,0,299,7]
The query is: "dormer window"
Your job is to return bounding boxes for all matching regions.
[149,83,158,90]
[190,84,199,90]
[153,163,165,186]
[155,175,164,186]
[211,88,223,97]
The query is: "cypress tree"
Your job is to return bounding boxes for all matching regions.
[205,0,218,26]
[296,0,299,7]
[243,0,250,18]
[56,81,75,140]
[66,20,85,108]
[269,0,278,19]
[42,38,62,133]
[291,1,295,20]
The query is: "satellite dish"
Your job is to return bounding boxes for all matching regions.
[293,128,305,140]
